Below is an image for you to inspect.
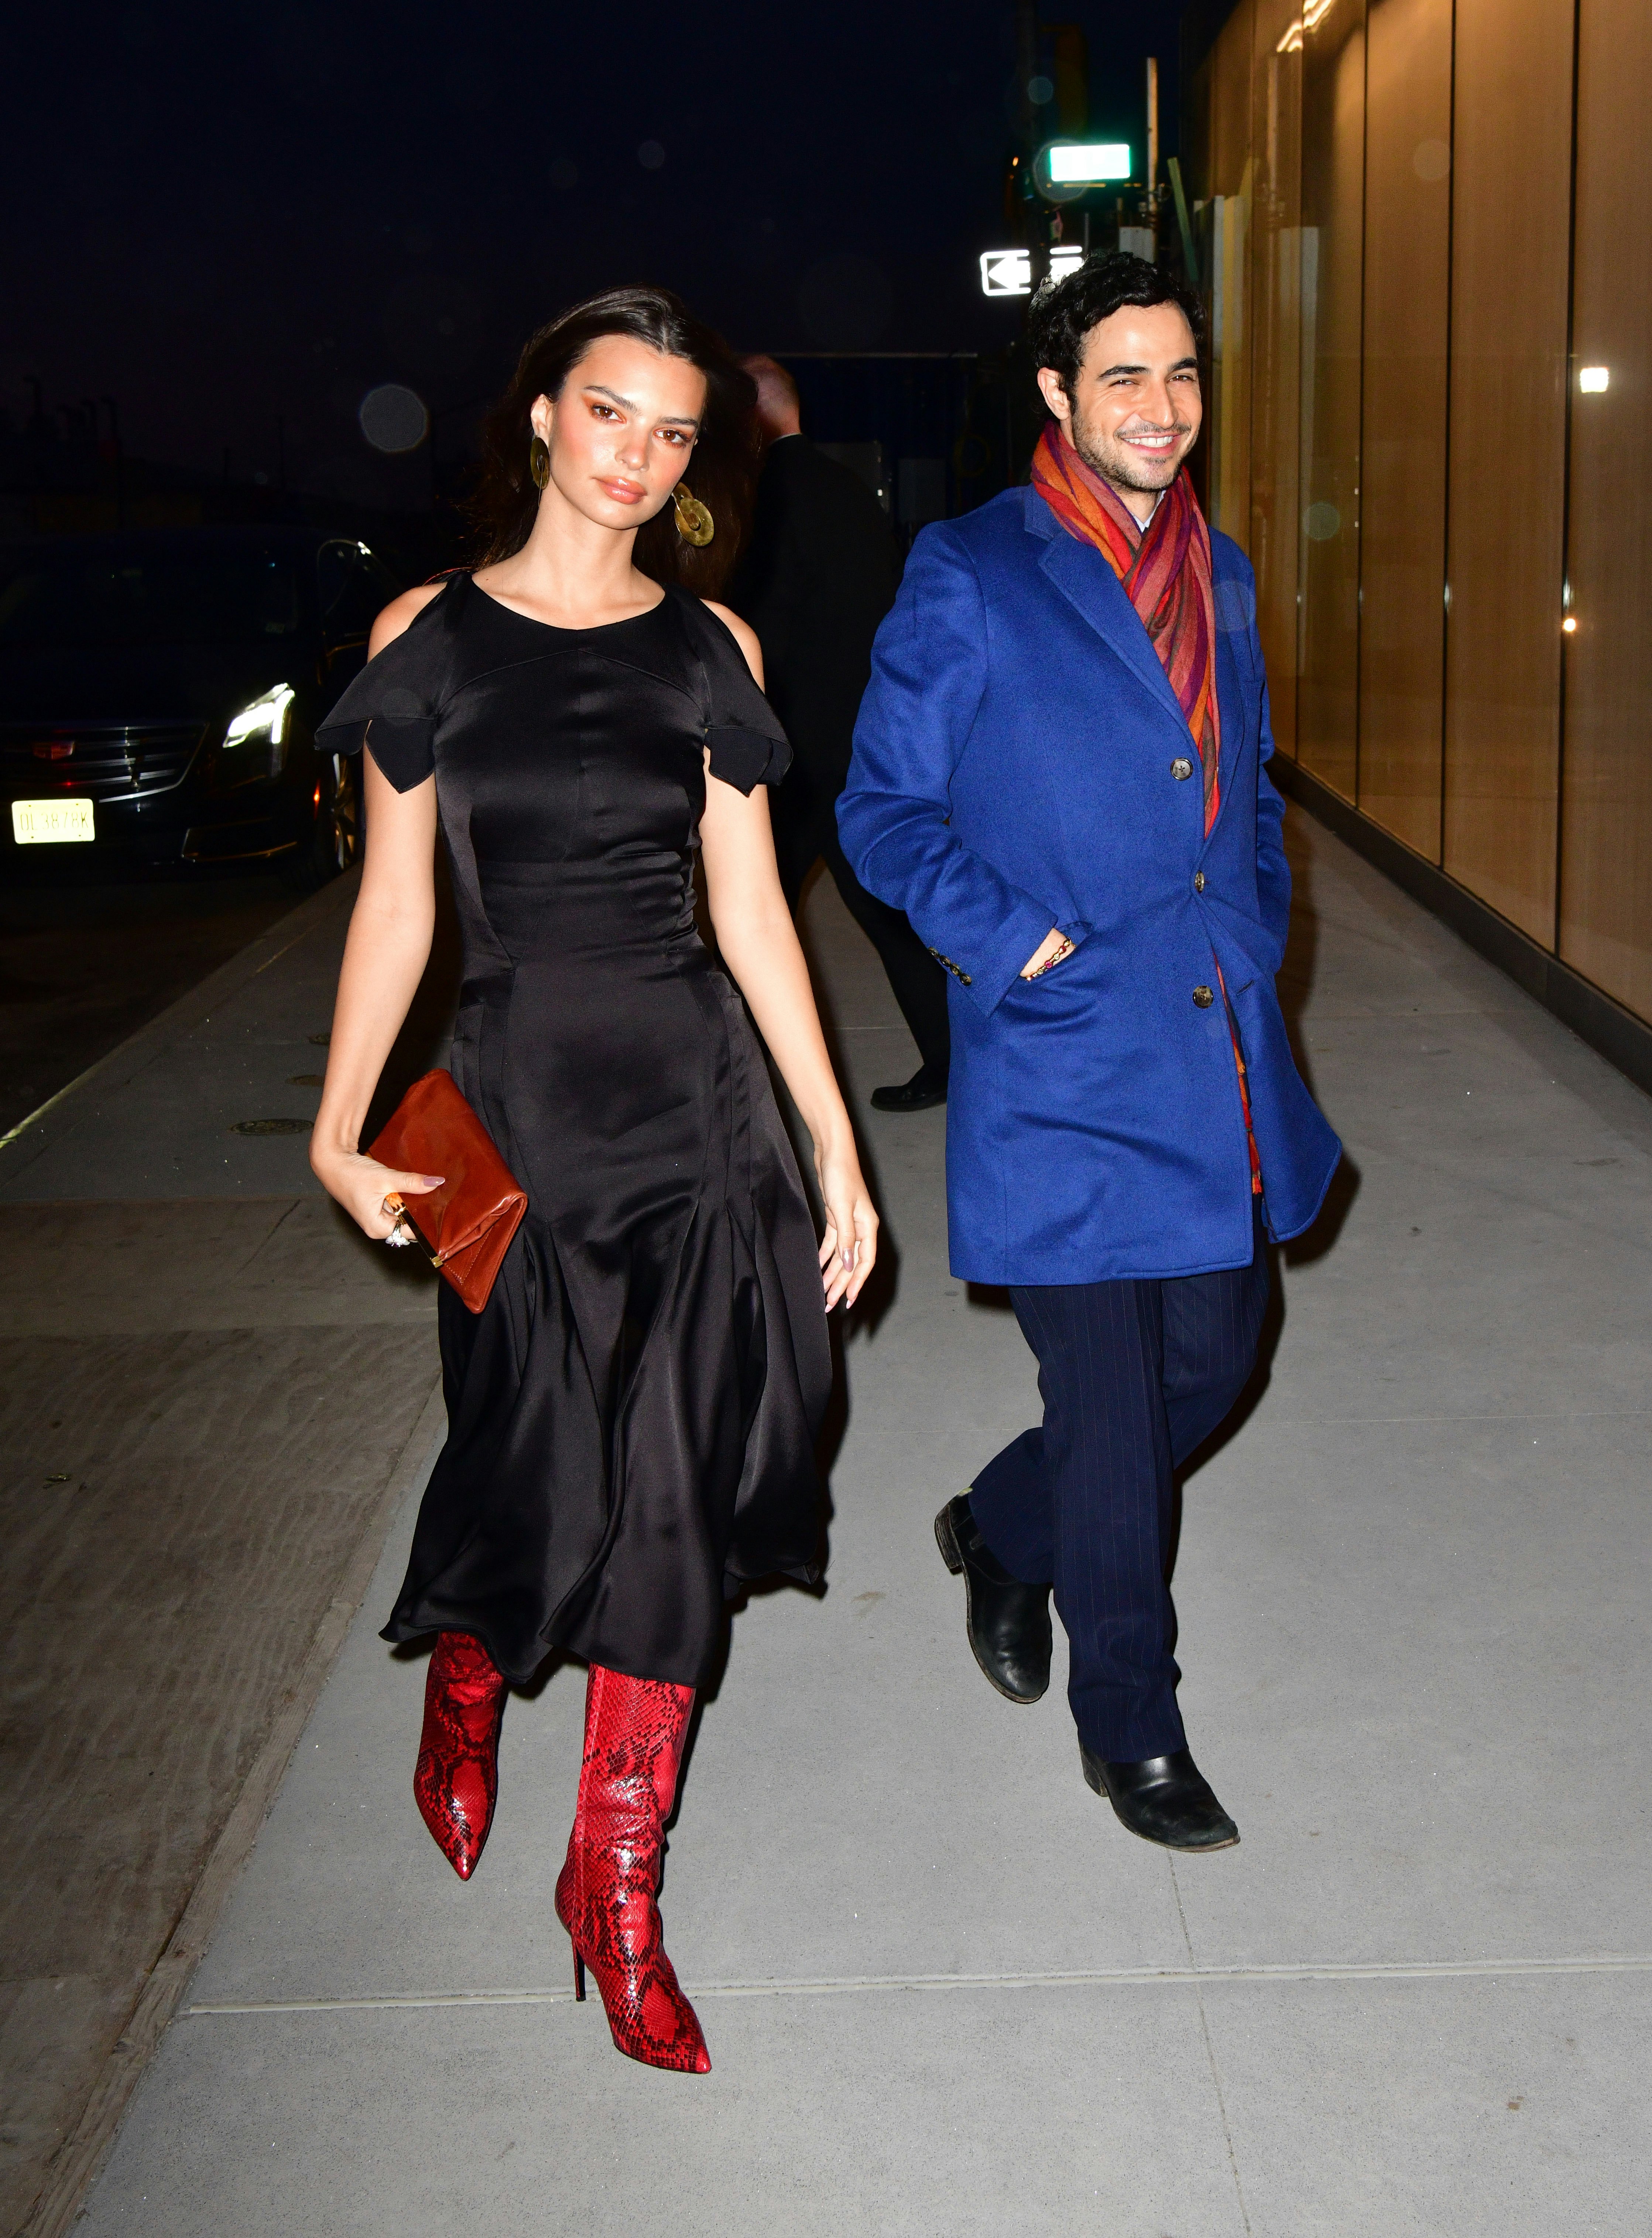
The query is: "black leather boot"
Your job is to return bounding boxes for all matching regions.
[934,1492,1052,1704]
[1080,1747,1240,1851]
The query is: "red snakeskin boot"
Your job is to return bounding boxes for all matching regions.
[413,1631,508,1879]
[554,1664,710,2073]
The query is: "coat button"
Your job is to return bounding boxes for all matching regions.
[1171,756,1193,781]
[1193,871,1206,892]
[1193,985,1215,1007]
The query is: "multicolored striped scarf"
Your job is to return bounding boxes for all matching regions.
[1030,423,1223,834]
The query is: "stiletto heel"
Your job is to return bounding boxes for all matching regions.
[573,1950,586,2003]
[554,1664,710,2073]
[413,1631,509,1879]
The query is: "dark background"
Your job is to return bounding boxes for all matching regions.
[3,1,1185,522]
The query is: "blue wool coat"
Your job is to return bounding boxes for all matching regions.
[837,483,1341,1286]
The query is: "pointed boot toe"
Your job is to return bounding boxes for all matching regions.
[415,1747,493,1878]
[413,1632,509,1879]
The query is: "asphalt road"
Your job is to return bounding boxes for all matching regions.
[0,868,310,1138]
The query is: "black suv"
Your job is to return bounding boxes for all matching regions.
[0,526,404,888]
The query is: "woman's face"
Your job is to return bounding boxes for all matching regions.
[531,334,708,532]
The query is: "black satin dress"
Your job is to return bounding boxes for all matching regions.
[318,574,832,1688]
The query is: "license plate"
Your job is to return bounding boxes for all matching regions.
[12,798,96,845]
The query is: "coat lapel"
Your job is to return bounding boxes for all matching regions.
[1026,491,1192,739]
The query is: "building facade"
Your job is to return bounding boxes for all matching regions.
[1185,0,1652,1054]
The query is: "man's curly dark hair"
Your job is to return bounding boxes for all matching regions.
[1028,252,1204,401]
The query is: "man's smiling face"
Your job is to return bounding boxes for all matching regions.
[1036,301,1203,517]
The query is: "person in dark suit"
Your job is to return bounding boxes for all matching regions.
[727,356,951,1112]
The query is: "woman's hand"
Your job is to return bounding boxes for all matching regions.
[311,1142,445,1242]
[815,1135,879,1310]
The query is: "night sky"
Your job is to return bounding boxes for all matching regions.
[7,2,1184,504]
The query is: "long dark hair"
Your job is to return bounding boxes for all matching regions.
[467,285,757,596]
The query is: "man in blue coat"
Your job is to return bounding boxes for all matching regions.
[838,255,1340,1851]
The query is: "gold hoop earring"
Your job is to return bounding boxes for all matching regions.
[672,483,714,546]
[529,434,551,491]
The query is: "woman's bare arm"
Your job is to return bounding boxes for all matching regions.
[308,586,446,1238]
[698,605,878,1308]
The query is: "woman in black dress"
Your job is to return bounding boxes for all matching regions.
[310,289,877,2074]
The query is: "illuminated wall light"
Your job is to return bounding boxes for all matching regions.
[1279,0,1333,46]
[1048,143,1133,184]
[1562,617,1579,633]
[1578,366,1610,393]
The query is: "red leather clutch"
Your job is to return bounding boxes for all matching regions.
[367,1070,527,1313]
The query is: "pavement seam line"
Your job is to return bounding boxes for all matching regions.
[18,1373,446,2238]
[227,1197,302,1282]
[1170,1856,1253,2237]
[180,1953,1652,2015]
[1264,1409,1652,1422]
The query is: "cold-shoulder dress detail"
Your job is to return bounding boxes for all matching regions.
[318,575,830,1687]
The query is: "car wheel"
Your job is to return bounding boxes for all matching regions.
[281,751,362,892]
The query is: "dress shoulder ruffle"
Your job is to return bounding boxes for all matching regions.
[315,575,465,792]
[673,588,794,794]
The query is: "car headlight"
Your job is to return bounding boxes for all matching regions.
[223,683,296,752]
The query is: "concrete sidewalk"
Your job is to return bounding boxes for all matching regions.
[0,871,453,2238]
[37,814,1652,2232]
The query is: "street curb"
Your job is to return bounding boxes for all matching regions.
[19,1373,446,2238]
[0,866,361,1176]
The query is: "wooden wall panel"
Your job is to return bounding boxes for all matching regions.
[1558,0,1652,1022]
[1295,0,1366,803]
[1211,0,1257,191]
[1248,0,1305,757]
[1442,0,1573,941]
[1207,0,1256,541]
[1357,0,1451,859]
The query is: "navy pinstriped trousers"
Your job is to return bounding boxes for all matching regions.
[969,1207,1271,1762]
